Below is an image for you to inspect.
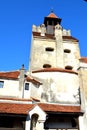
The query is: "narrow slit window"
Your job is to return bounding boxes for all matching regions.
[25,83,29,90]
[0,81,4,88]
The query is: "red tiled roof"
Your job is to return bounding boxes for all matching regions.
[0,71,20,80]
[0,103,34,115]
[32,68,78,75]
[26,77,42,85]
[47,12,58,18]
[38,103,81,113]
[79,57,87,63]
[0,70,42,85]
[0,102,82,115]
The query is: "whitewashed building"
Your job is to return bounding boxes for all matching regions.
[0,11,87,130]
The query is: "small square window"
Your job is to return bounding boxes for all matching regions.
[0,81,4,88]
[25,83,29,90]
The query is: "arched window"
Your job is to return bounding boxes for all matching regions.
[43,64,51,68]
[30,114,39,130]
[64,49,71,53]
[65,65,73,70]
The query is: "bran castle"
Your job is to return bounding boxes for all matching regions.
[0,11,87,130]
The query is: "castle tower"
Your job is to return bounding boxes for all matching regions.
[29,11,81,106]
[29,11,80,72]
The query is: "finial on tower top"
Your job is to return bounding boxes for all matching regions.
[51,8,53,12]
[21,64,24,69]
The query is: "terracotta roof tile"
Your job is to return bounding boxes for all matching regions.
[0,102,82,115]
[0,70,42,85]
[32,68,78,75]
[38,103,81,113]
[0,103,34,115]
[26,77,42,85]
[47,12,58,18]
[79,57,87,63]
[0,71,20,80]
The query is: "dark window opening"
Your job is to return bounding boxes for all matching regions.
[71,118,77,127]
[44,115,78,129]
[0,116,24,128]
[30,114,39,130]
[0,81,4,88]
[46,25,54,35]
[25,83,29,90]
[64,49,71,53]
[43,64,51,68]
[65,65,73,70]
[45,47,54,52]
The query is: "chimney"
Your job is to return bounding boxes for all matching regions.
[19,64,25,98]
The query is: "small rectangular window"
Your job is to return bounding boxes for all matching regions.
[25,83,29,90]
[64,49,71,53]
[45,47,54,52]
[0,81,4,88]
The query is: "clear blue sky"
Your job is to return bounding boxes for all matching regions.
[0,0,87,71]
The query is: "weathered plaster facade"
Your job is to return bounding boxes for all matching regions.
[32,71,80,104]
[0,12,87,130]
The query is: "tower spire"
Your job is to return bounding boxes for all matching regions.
[51,7,54,13]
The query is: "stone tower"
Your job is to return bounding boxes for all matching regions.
[29,11,81,105]
[29,11,80,72]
